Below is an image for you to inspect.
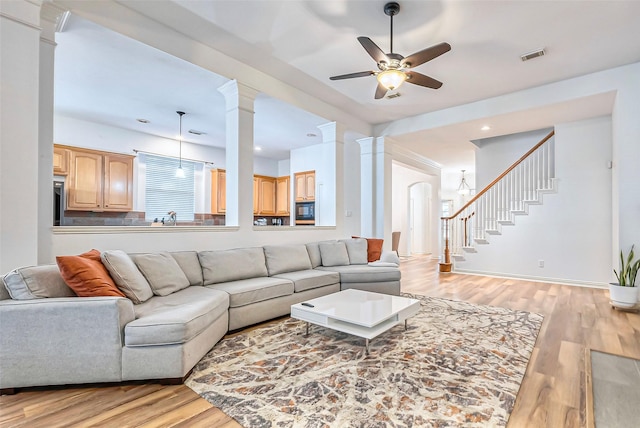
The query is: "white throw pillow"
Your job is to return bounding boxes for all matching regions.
[380,250,401,265]
[319,241,350,267]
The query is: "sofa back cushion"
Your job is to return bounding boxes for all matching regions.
[131,252,191,297]
[319,241,350,267]
[199,247,268,285]
[170,251,204,286]
[101,250,154,304]
[341,238,368,265]
[56,249,126,298]
[263,245,312,276]
[305,242,322,268]
[2,264,75,300]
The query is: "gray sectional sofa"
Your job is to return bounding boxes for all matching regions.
[0,239,400,392]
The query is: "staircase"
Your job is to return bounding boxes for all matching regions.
[439,130,556,271]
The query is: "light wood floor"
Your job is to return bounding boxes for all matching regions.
[2,256,639,427]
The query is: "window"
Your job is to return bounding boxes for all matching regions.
[142,154,196,222]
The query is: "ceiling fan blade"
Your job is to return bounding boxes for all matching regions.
[405,71,443,89]
[358,36,390,64]
[330,71,375,80]
[374,82,388,99]
[401,42,451,68]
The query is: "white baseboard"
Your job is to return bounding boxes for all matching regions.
[453,268,608,289]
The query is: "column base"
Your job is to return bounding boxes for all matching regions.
[439,263,452,273]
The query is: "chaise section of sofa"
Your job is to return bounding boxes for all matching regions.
[307,239,401,295]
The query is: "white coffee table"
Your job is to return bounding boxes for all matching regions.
[290,289,420,353]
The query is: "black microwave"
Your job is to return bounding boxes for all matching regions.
[295,201,315,221]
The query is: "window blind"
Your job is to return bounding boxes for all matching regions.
[143,154,196,222]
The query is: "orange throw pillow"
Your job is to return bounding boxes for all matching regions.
[352,236,384,262]
[56,249,125,298]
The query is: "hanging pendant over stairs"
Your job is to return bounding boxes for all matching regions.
[440,130,556,272]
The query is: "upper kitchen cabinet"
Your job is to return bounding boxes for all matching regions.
[256,175,276,216]
[66,146,134,211]
[53,145,70,176]
[211,169,227,215]
[294,171,315,202]
[276,176,290,215]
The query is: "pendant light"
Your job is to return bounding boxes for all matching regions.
[457,170,471,195]
[175,111,185,178]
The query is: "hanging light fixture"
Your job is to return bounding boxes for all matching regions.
[457,170,471,195]
[175,111,186,178]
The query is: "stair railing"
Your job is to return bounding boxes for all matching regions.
[439,130,555,272]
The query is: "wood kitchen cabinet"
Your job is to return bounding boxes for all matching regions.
[66,147,134,211]
[210,169,226,214]
[276,176,290,215]
[53,145,69,176]
[254,175,276,216]
[294,171,315,201]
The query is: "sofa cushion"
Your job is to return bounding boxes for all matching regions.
[263,245,312,276]
[353,236,384,262]
[101,250,154,304]
[316,264,400,283]
[125,286,229,347]
[207,277,293,308]
[341,238,368,265]
[2,264,75,300]
[305,242,322,268]
[170,251,204,286]
[131,252,190,297]
[319,241,350,267]
[199,247,268,285]
[273,269,340,293]
[380,250,400,265]
[56,249,126,298]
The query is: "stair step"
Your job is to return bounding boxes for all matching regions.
[462,246,477,253]
[497,219,515,225]
[485,229,502,235]
[523,199,542,205]
[451,253,466,261]
[511,209,528,215]
[474,238,489,244]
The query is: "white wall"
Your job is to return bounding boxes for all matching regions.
[474,128,553,189]
[343,139,361,237]
[455,117,613,285]
[391,162,439,257]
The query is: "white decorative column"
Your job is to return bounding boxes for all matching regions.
[358,136,393,247]
[0,0,43,273]
[37,3,65,264]
[217,80,258,228]
[358,137,375,237]
[316,122,345,228]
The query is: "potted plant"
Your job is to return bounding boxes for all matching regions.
[610,245,640,309]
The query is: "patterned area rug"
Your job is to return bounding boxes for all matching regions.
[185,294,543,427]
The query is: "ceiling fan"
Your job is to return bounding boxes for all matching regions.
[330,2,451,99]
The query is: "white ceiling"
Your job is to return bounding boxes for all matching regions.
[53,0,640,169]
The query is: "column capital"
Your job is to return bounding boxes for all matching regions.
[317,121,346,144]
[217,80,259,113]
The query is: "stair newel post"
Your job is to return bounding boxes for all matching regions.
[439,217,452,272]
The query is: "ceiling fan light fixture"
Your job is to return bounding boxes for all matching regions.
[377,69,406,91]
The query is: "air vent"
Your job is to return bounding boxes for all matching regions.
[188,129,206,135]
[386,92,402,99]
[520,48,546,62]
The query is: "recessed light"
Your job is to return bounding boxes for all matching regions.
[254,146,262,151]
[188,129,206,135]
[306,133,317,137]
[481,125,491,131]
[136,118,150,124]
